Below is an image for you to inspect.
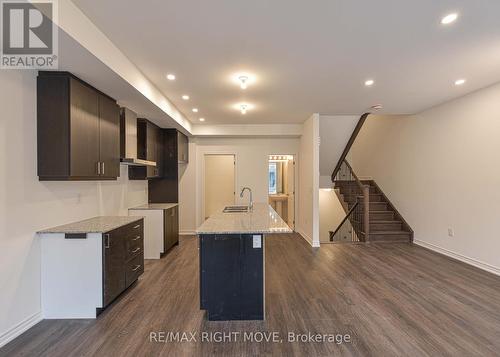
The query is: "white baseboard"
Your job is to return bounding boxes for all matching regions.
[295,228,320,248]
[0,311,42,348]
[414,240,500,276]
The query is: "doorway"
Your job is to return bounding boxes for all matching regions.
[204,154,236,220]
[268,155,295,229]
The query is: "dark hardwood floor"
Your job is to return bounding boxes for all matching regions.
[2,234,500,356]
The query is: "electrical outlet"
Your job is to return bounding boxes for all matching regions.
[448,228,454,237]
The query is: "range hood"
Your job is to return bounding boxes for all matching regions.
[120,107,157,167]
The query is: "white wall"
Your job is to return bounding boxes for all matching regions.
[319,189,346,242]
[319,115,359,177]
[0,70,148,346]
[178,137,300,234]
[297,114,320,247]
[350,83,500,275]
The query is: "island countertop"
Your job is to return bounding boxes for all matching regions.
[196,203,292,234]
[37,216,143,234]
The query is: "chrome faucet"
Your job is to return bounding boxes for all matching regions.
[240,187,253,211]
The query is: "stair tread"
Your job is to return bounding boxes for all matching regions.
[370,230,411,235]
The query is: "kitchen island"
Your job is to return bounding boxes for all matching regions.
[196,203,292,321]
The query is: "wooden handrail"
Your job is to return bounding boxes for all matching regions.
[329,202,359,241]
[331,113,370,181]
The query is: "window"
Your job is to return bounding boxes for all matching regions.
[269,162,277,194]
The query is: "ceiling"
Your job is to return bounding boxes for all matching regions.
[73,0,500,124]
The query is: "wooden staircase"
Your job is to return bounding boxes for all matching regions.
[334,180,412,243]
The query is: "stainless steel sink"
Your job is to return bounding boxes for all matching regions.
[223,205,249,213]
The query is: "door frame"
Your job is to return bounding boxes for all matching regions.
[201,153,238,221]
[267,154,297,231]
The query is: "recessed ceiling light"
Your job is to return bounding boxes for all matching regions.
[441,13,458,25]
[199,118,205,122]
[365,79,375,87]
[455,79,466,86]
[240,104,248,115]
[166,74,176,80]
[182,95,189,100]
[192,108,198,113]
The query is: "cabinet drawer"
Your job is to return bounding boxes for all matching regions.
[125,253,144,287]
[126,234,143,261]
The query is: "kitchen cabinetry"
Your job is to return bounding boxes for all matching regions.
[102,220,144,307]
[39,217,144,318]
[148,129,188,202]
[37,71,120,180]
[129,118,162,180]
[199,234,264,320]
[128,204,179,259]
[163,205,179,252]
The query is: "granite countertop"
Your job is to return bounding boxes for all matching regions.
[129,203,178,210]
[37,216,143,234]
[196,203,292,234]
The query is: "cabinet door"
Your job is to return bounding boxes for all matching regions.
[172,206,179,245]
[99,94,120,178]
[177,131,188,163]
[69,78,100,177]
[103,228,126,307]
[240,234,264,320]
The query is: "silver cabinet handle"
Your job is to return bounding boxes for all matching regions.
[132,235,141,241]
[104,233,110,248]
[132,265,141,272]
[101,162,105,175]
[133,224,141,229]
[97,162,101,175]
[132,247,141,253]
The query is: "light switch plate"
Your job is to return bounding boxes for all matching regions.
[253,235,262,248]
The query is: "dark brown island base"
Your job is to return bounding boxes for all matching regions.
[196,203,292,321]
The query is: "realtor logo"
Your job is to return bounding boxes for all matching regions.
[1,0,58,69]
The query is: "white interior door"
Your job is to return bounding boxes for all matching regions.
[204,154,235,219]
[287,158,295,229]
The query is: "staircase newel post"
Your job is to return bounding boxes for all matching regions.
[363,185,370,242]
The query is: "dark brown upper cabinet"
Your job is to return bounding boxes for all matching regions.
[37,71,120,181]
[177,131,189,164]
[148,129,188,203]
[128,118,162,180]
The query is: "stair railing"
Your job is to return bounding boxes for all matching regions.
[331,160,370,242]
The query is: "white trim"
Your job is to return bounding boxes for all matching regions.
[0,311,42,348]
[414,240,500,276]
[296,228,320,247]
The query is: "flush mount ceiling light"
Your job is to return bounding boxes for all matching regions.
[192,108,199,113]
[166,74,176,80]
[365,79,375,87]
[182,95,189,100]
[371,104,383,110]
[199,118,205,122]
[441,13,458,25]
[238,76,249,89]
[233,102,254,114]
[231,72,256,89]
[455,79,466,86]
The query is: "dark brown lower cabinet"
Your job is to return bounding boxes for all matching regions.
[163,206,179,253]
[102,219,144,308]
